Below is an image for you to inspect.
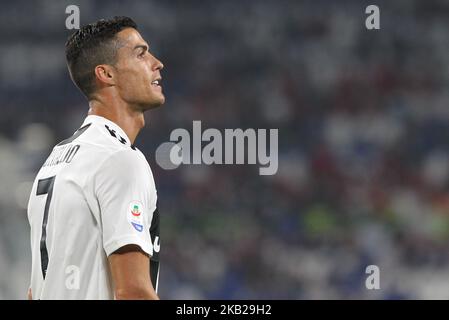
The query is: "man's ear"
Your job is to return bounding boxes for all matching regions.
[94,64,116,87]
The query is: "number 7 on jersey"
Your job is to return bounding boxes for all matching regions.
[36,176,56,279]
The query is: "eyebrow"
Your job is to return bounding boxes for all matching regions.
[133,44,149,52]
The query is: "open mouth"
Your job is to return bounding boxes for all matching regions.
[151,78,162,87]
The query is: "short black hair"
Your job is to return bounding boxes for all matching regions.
[65,16,138,98]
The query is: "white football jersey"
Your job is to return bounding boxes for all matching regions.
[27,115,160,299]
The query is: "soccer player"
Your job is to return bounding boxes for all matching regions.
[27,16,164,299]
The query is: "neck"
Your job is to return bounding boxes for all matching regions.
[87,96,145,145]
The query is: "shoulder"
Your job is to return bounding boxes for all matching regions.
[98,148,148,178]
[94,146,155,191]
[93,148,156,199]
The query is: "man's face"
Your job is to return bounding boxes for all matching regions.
[113,28,165,110]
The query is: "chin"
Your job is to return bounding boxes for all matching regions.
[141,96,165,111]
[156,94,165,106]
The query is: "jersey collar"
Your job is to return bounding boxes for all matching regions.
[82,115,133,147]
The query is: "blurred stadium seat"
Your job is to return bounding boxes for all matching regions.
[2,0,449,299]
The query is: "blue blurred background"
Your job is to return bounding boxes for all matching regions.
[2,0,449,299]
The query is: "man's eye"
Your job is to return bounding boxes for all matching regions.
[138,51,146,58]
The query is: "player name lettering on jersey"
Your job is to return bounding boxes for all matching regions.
[42,144,80,168]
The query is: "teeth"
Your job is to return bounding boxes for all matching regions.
[151,80,160,85]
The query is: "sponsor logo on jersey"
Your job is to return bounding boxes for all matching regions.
[127,201,144,232]
[153,236,161,253]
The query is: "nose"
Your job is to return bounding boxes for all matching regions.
[152,55,164,71]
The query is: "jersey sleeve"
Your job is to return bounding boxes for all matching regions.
[94,149,156,257]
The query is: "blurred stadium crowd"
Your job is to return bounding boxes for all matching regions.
[2,0,449,299]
